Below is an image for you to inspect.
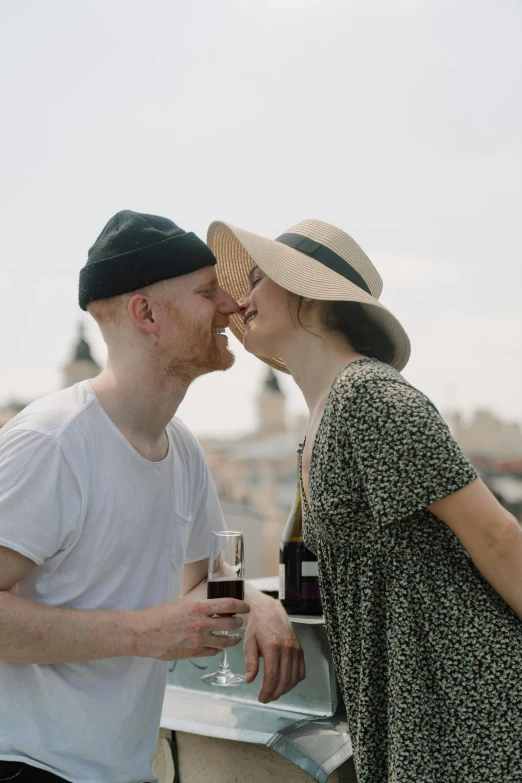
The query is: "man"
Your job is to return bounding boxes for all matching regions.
[0,211,305,783]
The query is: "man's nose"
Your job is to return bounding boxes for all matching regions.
[218,288,241,315]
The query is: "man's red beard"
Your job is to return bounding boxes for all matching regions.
[155,312,235,388]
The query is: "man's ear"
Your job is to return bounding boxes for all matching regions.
[127,293,160,335]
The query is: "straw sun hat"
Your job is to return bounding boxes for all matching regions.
[207,219,411,373]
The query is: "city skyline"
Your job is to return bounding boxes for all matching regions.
[2,319,521,442]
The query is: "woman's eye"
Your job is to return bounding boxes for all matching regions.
[252,277,262,287]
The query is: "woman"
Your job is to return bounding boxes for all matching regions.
[207,219,522,783]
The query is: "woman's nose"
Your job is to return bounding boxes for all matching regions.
[237,292,251,311]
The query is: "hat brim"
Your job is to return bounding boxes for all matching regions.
[208,221,411,373]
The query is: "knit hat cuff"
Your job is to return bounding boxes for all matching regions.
[79,232,216,310]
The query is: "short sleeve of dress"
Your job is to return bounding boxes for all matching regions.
[342,378,478,525]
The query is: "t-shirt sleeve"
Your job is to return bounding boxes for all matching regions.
[0,428,82,565]
[184,445,226,564]
[343,380,478,524]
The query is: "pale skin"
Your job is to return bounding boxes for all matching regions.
[0,266,305,704]
[239,266,522,620]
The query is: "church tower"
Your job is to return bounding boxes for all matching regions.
[257,367,286,436]
[63,324,101,388]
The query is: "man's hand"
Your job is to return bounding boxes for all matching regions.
[133,597,250,661]
[243,594,305,703]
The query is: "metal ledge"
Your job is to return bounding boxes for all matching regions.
[160,611,353,782]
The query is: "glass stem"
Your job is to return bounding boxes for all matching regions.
[219,634,230,673]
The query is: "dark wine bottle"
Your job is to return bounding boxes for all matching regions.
[279,443,322,616]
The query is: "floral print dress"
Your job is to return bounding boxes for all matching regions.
[301,358,522,783]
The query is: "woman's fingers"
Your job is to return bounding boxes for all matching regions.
[265,648,293,703]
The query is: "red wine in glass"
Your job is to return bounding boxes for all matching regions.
[201,531,247,687]
[207,577,245,616]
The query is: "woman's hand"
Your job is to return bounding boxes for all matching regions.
[242,589,306,703]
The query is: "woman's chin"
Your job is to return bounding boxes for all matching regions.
[243,331,277,359]
[242,333,259,355]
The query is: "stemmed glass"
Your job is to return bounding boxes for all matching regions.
[201,530,246,687]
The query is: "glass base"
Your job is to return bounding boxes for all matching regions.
[201,669,247,687]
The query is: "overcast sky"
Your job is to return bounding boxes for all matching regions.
[1,0,521,437]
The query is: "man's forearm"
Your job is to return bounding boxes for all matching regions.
[0,590,138,664]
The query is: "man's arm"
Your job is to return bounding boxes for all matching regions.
[0,546,247,664]
[181,557,208,597]
[182,559,306,703]
[429,478,522,619]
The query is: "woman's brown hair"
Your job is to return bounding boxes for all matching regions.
[296,298,395,365]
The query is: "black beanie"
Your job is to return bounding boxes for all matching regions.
[79,210,217,311]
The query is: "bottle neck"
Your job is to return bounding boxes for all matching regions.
[281,443,304,543]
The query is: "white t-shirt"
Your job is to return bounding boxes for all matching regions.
[0,381,223,783]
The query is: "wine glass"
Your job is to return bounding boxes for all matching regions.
[201,530,246,687]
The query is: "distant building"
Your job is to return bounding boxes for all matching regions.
[444,409,522,462]
[0,400,27,429]
[443,410,522,521]
[257,368,286,435]
[200,367,305,578]
[62,324,101,388]
[0,324,101,427]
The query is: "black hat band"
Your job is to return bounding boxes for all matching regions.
[275,232,371,295]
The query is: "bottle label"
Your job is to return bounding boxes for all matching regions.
[301,582,321,600]
[278,563,285,600]
[301,561,319,577]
